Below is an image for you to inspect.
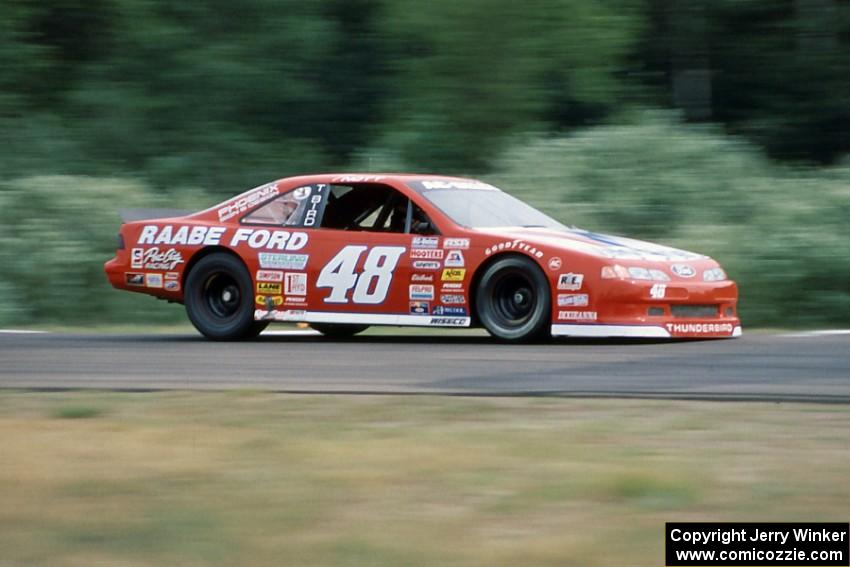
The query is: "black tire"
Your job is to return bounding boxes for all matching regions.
[185,253,258,340]
[310,323,369,338]
[475,255,551,342]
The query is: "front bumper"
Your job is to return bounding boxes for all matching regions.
[551,278,741,339]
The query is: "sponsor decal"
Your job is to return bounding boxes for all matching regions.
[332,175,385,183]
[411,249,444,260]
[284,272,307,295]
[440,294,465,304]
[558,293,589,307]
[285,297,307,306]
[441,268,466,282]
[443,238,470,249]
[649,283,666,299]
[259,253,309,270]
[255,295,284,306]
[254,309,306,321]
[165,272,179,280]
[557,273,584,291]
[411,274,433,282]
[444,250,465,268]
[125,273,144,286]
[303,190,325,227]
[412,236,439,249]
[164,280,180,292]
[412,260,441,270]
[131,247,184,270]
[548,257,562,271]
[421,180,497,191]
[429,317,468,326]
[484,239,544,259]
[409,301,430,315]
[409,284,435,300]
[671,264,696,278]
[137,225,226,247]
[257,282,282,295]
[218,183,279,221]
[257,270,284,282]
[666,323,734,334]
[130,248,143,268]
[433,306,468,316]
[292,186,312,200]
[441,282,463,289]
[558,310,597,321]
[145,273,163,288]
[228,229,309,251]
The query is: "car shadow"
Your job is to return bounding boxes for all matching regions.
[253,334,699,346]
[52,332,721,347]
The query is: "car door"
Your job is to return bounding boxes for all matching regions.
[303,182,434,325]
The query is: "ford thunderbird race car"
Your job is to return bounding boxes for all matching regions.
[104,174,741,341]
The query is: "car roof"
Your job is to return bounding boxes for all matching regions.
[190,173,488,222]
[277,173,482,185]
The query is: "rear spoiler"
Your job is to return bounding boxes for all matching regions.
[118,209,193,223]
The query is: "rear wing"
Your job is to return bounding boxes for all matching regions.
[118,209,193,223]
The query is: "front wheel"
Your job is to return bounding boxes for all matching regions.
[310,323,369,338]
[475,255,551,342]
[185,253,258,340]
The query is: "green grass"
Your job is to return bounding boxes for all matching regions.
[23,322,197,334]
[1,392,849,566]
[51,405,105,419]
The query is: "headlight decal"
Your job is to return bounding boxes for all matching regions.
[703,268,727,282]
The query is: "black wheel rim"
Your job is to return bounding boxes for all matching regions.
[203,272,241,319]
[492,271,536,327]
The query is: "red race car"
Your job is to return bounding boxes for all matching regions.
[104,174,741,341]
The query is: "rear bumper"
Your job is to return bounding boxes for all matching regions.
[551,323,742,339]
[104,257,125,289]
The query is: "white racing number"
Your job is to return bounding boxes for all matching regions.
[649,283,667,299]
[317,245,405,304]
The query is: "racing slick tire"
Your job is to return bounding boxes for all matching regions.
[185,253,259,340]
[475,255,551,342]
[310,323,370,338]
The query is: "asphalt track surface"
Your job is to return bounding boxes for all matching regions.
[1,330,849,402]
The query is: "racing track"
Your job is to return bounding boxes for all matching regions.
[1,331,849,402]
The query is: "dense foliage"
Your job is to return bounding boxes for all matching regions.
[492,113,850,327]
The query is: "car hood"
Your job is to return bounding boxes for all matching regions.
[473,227,708,262]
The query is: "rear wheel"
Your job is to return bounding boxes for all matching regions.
[475,255,551,342]
[185,253,259,340]
[310,323,369,338]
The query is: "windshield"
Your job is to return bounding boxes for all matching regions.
[415,185,568,230]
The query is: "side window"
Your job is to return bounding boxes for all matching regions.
[242,185,313,226]
[320,184,436,234]
[409,203,437,235]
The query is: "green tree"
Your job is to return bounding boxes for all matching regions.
[371,0,644,171]
[636,0,850,163]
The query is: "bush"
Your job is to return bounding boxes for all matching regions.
[0,175,208,325]
[492,112,850,327]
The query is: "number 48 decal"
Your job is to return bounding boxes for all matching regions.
[317,245,405,304]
